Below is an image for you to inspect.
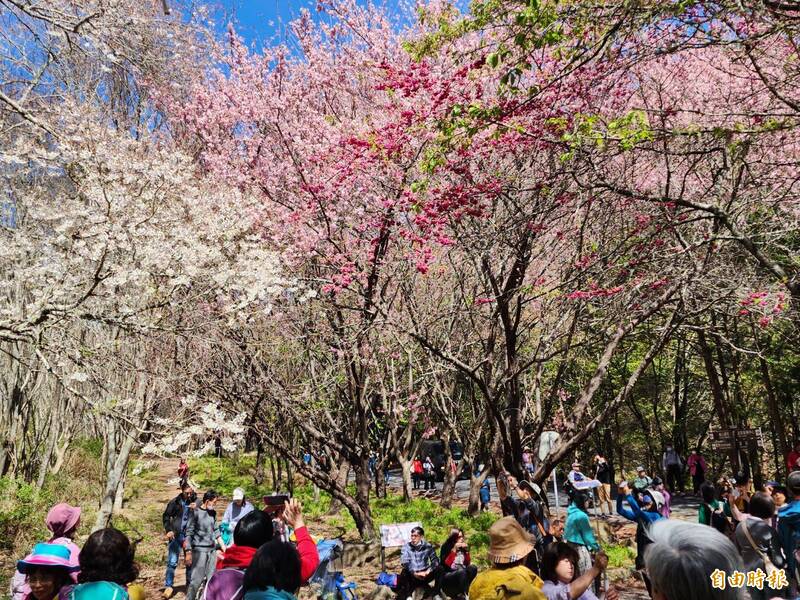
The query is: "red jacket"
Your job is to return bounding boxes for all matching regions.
[213,526,319,582]
[444,550,471,569]
[413,460,423,474]
[787,450,800,474]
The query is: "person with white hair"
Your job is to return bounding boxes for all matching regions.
[644,519,748,600]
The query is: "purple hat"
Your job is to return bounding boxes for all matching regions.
[17,543,78,574]
[46,503,81,539]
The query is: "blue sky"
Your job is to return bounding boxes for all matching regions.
[216,1,411,48]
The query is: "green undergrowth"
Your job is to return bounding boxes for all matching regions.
[602,542,636,568]
[188,455,495,563]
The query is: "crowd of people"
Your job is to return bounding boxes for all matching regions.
[10,446,800,600]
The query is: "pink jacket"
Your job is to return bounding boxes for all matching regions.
[687,454,707,476]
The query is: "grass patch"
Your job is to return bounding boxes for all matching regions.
[602,542,636,568]
[188,455,495,563]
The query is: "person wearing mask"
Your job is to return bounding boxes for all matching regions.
[396,527,439,600]
[12,504,82,600]
[616,482,663,594]
[632,467,652,492]
[686,448,707,496]
[242,540,301,600]
[778,471,800,592]
[438,528,478,599]
[16,544,77,600]
[564,490,600,577]
[162,483,197,599]
[185,490,226,600]
[540,542,618,600]
[734,492,789,600]
[786,442,800,475]
[422,457,435,491]
[59,528,143,600]
[594,454,613,516]
[468,516,546,600]
[223,488,255,533]
[661,445,684,495]
[644,520,748,600]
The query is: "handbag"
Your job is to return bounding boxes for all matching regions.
[741,518,780,578]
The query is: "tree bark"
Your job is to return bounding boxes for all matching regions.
[93,433,136,531]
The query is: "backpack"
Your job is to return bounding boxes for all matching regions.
[320,572,357,600]
[704,503,734,537]
[741,518,782,579]
[65,582,129,600]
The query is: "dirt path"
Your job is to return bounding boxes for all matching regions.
[122,458,190,599]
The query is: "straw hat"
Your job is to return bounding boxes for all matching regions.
[486,516,535,564]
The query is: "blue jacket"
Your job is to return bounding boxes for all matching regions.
[778,499,800,575]
[617,494,663,569]
[564,504,599,552]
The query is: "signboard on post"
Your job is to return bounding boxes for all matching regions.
[709,428,764,451]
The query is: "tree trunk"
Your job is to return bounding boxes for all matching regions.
[327,460,350,515]
[398,456,413,501]
[94,433,136,532]
[254,443,266,486]
[759,356,788,466]
[375,463,387,498]
[440,433,457,509]
[467,462,490,516]
[353,462,376,541]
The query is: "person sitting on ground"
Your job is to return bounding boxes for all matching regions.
[17,544,78,600]
[564,489,600,576]
[468,516,546,600]
[438,528,478,599]
[540,542,618,600]
[733,492,789,600]
[12,504,82,600]
[205,510,273,600]
[644,520,748,600]
[242,540,301,600]
[616,481,663,595]
[59,528,144,600]
[632,467,652,492]
[223,488,255,533]
[185,490,226,600]
[396,527,439,600]
[777,471,800,589]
